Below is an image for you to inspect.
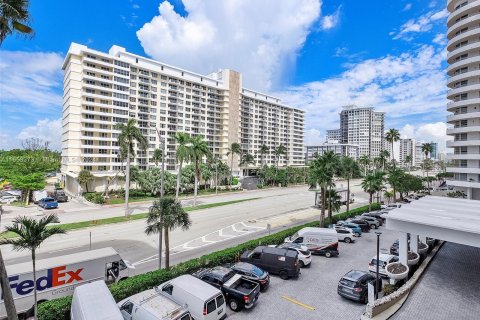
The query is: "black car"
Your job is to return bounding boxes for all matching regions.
[337,270,379,304]
[349,219,371,232]
[53,189,68,202]
[240,246,300,280]
[228,262,270,291]
[390,239,411,256]
[362,212,385,225]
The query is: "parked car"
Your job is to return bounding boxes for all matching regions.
[38,197,58,209]
[227,262,270,291]
[336,221,362,236]
[157,275,227,320]
[240,246,300,279]
[53,189,68,202]
[358,216,379,229]
[284,227,339,257]
[362,212,385,224]
[334,227,355,243]
[0,195,19,204]
[348,219,371,232]
[33,190,48,204]
[193,266,260,312]
[337,270,379,304]
[273,243,312,267]
[402,198,412,203]
[368,254,399,277]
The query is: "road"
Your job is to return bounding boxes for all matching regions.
[2,182,370,275]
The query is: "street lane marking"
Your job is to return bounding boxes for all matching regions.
[240,221,264,229]
[281,296,316,311]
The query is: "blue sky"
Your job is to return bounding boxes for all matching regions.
[0,0,449,151]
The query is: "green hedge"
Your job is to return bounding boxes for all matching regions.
[38,203,376,320]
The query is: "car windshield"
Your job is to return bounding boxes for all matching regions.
[250,265,264,277]
[300,250,310,255]
[44,199,54,202]
[290,232,299,240]
[371,259,387,267]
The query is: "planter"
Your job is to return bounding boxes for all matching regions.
[385,262,409,280]
[418,242,429,254]
[407,252,420,266]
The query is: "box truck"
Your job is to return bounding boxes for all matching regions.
[0,247,134,319]
[71,281,123,320]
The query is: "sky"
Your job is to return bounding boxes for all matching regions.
[0,0,451,152]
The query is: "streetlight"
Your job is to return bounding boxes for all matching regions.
[375,231,382,299]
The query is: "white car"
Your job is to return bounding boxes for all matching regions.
[272,243,312,267]
[368,254,399,277]
[0,195,19,204]
[334,226,355,243]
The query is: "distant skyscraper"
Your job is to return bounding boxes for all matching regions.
[326,129,341,142]
[429,142,438,159]
[399,138,416,166]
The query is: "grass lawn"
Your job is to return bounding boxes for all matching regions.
[0,197,260,239]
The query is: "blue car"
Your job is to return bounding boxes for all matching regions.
[336,221,362,236]
[38,197,58,209]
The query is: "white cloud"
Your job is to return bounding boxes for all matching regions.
[136,0,321,91]
[432,33,447,45]
[400,122,452,153]
[304,128,324,146]
[403,3,412,11]
[0,50,63,112]
[16,119,63,150]
[320,6,341,30]
[392,9,448,40]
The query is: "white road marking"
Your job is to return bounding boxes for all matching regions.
[240,221,264,229]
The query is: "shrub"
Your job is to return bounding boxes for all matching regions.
[83,192,105,204]
[232,177,239,185]
[38,204,372,320]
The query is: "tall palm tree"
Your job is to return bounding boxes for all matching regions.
[259,144,269,166]
[404,155,413,171]
[359,155,371,176]
[309,151,337,226]
[174,132,192,199]
[378,150,390,171]
[115,119,148,217]
[0,0,34,46]
[190,135,211,206]
[227,142,242,186]
[1,215,65,320]
[387,167,404,202]
[385,128,400,164]
[240,153,255,168]
[421,143,433,160]
[422,158,434,193]
[339,156,359,213]
[77,169,95,193]
[273,144,287,171]
[0,248,18,319]
[361,172,384,211]
[146,197,191,269]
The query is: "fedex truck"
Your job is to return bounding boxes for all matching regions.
[0,247,134,319]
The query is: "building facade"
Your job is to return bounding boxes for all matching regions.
[399,138,416,167]
[415,142,426,167]
[326,129,341,142]
[304,143,360,164]
[429,142,438,159]
[446,0,480,199]
[61,43,304,194]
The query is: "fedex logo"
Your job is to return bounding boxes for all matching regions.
[7,266,83,296]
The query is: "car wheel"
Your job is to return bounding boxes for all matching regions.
[279,270,289,280]
[344,237,352,243]
[299,260,305,268]
[229,299,240,312]
[374,225,378,229]
[355,232,361,237]
[325,251,332,258]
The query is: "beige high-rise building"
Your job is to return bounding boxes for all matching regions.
[61,43,304,194]
[446,0,480,199]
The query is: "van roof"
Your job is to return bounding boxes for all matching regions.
[254,246,298,258]
[297,227,337,236]
[167,275,221,300]
[6,247,119,275]
[73,281,123,320]
[126,289,185,319]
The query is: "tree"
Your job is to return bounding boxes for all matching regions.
[385,128,400,164]
[361,172,384,211]
[325,189,342,222]
[173,132,192,199]
[421,143,433,160]
[146,197,191,269]
[0,0,34,46]
[339,156,359,213]
[387,167,404,202]
[240,153,255,169]
[359,155,371,176]
[10,172,46,205]
[153,148,165,197]
[1,214,65,320]
[115,119,148,217]
[77,170,94,194]
[138,168,162,196]
[227,142,242,187]
[378,150,390,171]
[190,135,211,206]
[273,144,287,171]
[0,248,18,320]
[383,190,393,205]
[404,155,413,171]
[259,144,269,166]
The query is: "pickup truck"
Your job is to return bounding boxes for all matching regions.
[193,266,260,312]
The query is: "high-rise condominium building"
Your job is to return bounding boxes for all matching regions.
[336,105,384,157]
[61,43,304,193]
[399,138,416,167]
[415,142,426,167]
[446,0,480,199]
[326,129,341,142]
[429,142,438,160]
[304,143,359,164]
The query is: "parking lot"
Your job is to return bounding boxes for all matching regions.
[227,222,399,320]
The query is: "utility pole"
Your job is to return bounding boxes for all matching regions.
[215,157,219,195]
[375,231,382,299]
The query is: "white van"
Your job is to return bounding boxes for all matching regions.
[285,227,339,257]
[0,247,134,319]
[71,281,123,320]
[157,275,227,320]
[118,288,191,320]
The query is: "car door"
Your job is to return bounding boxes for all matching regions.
[249,252,266,270]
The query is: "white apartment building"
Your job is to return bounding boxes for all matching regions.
[304,143,359,163]
[415,142,426,167]
[336,105,385,157]
[326,129,341,142]
[61,43,304,194]
[446,0,480,199]
[399,138,416,167]
[384,140,401,162]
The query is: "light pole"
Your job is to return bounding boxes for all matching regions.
[215,157,219,195]
[375,231,382,299]
[155,128,166,270]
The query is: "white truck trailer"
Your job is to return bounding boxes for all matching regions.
[0,247,134,319]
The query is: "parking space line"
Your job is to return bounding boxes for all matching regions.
[281,296,316,311]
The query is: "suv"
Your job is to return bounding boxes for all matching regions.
[368,254,398,277]
[274,243,312,267]
[53,189,68,202]
[349,219,371,232]
[334,226,355,243]
[358,216,379,229]
[338,270,379,304]
[336,221,362,236]
[228,262,270,291]
[361,212,385,225]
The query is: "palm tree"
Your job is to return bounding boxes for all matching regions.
[361,172,384,211]
[227,142,242,187]
[77,169,94,193]
[378,150,390,171]
[1,215,66,320]
[240,153,255,169]
[115,119,148,217]
[325,189,342,222]
[339,156,359,213]
[359,155,371,176]
[383,190,394,205]
[273,144,287,171]
[387,167,404,202]
[259,144,269,166]
[153,148,165,197]
[174,132,192,199]
[421,143,433,160]
[422,158,434,193]
[146,197,191,269]
[0,248,18,319]
[404,155,413,171]
[385,128,400,164]
[190,135,211,206]
[0,0,34,46]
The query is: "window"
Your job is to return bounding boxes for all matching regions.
[120,301,134,315]
[206,299,216,314]
[216,295,225,308]
[162,284,173,295]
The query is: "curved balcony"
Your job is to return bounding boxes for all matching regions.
[447,84,480,99]
[446,55,480,73]
[447,167,480,174]
[447,153,480,160]
[447,70,480,86]
[447,28,480,51]
[447,111,480,122]
[447,140,480,147]
[446,179,480,189]
[447,126,480,134]
[447,1,480,28]
[447,13,480,39]
[447,98,480,111]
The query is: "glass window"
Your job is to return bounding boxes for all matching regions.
[121,301,134,315]
[216,294,225,307]
[206,299,216,314]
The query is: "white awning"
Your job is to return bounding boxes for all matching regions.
[386,196,480,248]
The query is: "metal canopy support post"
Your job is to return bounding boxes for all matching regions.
[411,234,419,253]
[399,232,409,266]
